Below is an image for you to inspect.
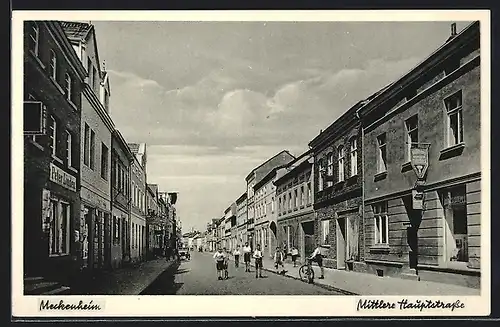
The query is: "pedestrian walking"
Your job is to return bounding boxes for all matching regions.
[273,246,285,274]
[223,247,229,279]
[291,246,299,267]
[233,246,241,268]
[283,242,288,261]
[309,243,325,279]
[242,242,252,272]
[253,244,264,278]
[213,248,226,280]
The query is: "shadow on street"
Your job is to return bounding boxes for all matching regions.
[140,262,183,295]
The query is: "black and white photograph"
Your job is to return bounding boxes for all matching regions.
[12,10,490,317]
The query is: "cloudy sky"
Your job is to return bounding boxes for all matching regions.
[91,20,470,232]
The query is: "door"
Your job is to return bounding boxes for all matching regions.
[404,196,422,270]
[337,218,347,269]
[302,221,315,257]
[82,209,91,269]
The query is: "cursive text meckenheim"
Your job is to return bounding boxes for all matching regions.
[39,299,102,311]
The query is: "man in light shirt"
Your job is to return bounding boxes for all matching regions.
[242,242,252,272]
[213,248,226,280]
[233,245,241,268]
[253,244,264,278]
[308,243,325,279]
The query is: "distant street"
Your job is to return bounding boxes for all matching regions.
[141,251,342,295]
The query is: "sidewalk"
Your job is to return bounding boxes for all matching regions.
[71,258,178,295]
[222,253,480,296]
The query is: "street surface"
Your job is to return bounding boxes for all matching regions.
[141,251,342,295]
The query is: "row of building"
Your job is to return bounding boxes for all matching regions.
[201,22,481,289]
[23,20,181,288]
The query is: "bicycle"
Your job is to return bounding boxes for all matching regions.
[298,258,315,283]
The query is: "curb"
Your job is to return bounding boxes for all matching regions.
[225,256,359,296]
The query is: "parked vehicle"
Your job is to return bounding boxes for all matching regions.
[179,248,190,260]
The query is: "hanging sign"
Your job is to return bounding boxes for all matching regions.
[410,144,430,180]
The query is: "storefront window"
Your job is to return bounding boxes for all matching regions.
[49,199,71,256]
[441,185,468,262]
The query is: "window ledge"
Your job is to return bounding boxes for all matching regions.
[51,155,64,165]
[27,137,44,151]
[347,174,358,180]
[335,180,345,186]
[401,161,413,173]
[374,171,387,182]
[68,100,78,111]
[369,244,390,254]
[68,166,78,174]
[439,143,465,160]
[30,50,45,69]
[49,77,65,95]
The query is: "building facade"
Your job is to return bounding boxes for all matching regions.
[245,150,296,250]
[129,154,147,263]
[275,151,314,262]
[236,193,248,246]
[23,21,86,285]
[110,130,133,267]
[357,22,480,288]
[146,184,160,258]
[254,168,281,258]
[309,101,366,272]
[60,21,115,272]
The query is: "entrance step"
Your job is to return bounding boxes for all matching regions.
[400,271,420,281]
[24,277,71,295]
[24,276,44,284]
[43,286,71,295]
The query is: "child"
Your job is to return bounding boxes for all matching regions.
[213,248,226,280]
[291,246,299,267]
[273,247,285,274]
[233,246,241,268]
[242,242,252,272]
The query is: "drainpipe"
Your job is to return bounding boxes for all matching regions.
[356,110,366,263]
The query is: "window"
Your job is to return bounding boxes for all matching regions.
[271,197,275,213]
[338,146,345,182]
[49,115,57,157]
[104,90,110,111]
[405,115,418,162]
[327,152,334,187]
[288,192,292,211]
[318,158,324,191]
[49,50,57,81]
[66,131,72,167]
[278,197,282,214]
[101,143,108,180]
[49,200,71,256]
[294,189,298,208]
[440,185,468,262]
[286,226,291,251]
[92,66,98,90]
[27,94,43,144]
[87,58,93,85]
[350,138,358,177]
[300,185,304,206]
[320,220,329,245]
[65,73,72,102]
[113,216,120,244]
[29,22,39,56]
[90,130,95,169]
[372,202,389,245]
[377,133,387,173]
[307,182,311,204]
[445,91,463,146]
[84,124,90,166]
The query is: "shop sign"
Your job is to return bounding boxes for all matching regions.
[412,189,424,210]
[50,163,77,192]
[410,144,430,179]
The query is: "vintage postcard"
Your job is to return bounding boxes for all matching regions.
[11,10,491,318]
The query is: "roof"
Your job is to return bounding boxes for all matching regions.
[274,150,313,186]
[128,143,140,154]
[245,150,295,181]
[59,21,93,40]
[254,165,283,191]
[112,130,134,161]
[236,192,247,204]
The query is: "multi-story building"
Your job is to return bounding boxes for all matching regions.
[110,130,133,267]
[308,99,369,272]
[23,21,86,286]
[357,22,481,288]
[146,183,160,258]
[129,152,147,263]
[216,217,225,249]
[236,193,248,246]
[245,150,296,250]
[275,151,314,261]
[223,205,235,251]
[60,21,115,272]
[254,167,282,258]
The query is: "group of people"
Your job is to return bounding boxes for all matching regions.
[212,241,325,281]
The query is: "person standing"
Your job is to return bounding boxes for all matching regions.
[273,246,285,274]
[253,244,264,278]
[309,243,325,279]
[242,242,252,272]
[233,245,241,268]
[291,246,299,267]
[213,248,226,280]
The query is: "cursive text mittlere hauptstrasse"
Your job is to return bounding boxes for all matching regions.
[357,299,465,312]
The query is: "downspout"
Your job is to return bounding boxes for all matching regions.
[356,110,366,264]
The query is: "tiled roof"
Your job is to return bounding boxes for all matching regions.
[59,21,93,40]
[128,143,140,154]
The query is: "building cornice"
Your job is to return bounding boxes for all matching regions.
[83,85,115,133]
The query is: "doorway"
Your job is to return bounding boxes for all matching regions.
[337,218,347,269]
[403,196,422,270]
[301,221,315,257]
